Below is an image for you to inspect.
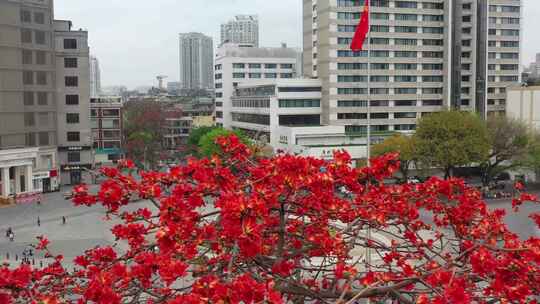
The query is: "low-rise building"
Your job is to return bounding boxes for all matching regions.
[215,43,300,128]
[90,97,124,166]
[507,86,540,129]
[230,79,322,146]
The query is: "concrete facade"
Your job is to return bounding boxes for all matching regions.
[54,20,92,185]
[214,44,300,128]
[302,0,521,131]
[90,97,124,166]
[178,32,214,90]
[0,0,61,197]
[230,79,323,146]
[506,86,540,130]
[220,15,259,47]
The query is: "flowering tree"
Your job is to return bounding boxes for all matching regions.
[1,135,539,303]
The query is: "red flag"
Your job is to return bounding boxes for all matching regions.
[350,0,370,51]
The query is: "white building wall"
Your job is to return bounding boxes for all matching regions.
[214,44,299,128]
[507,86,540,129]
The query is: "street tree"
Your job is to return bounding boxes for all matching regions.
[480,116,530,185]
[187,126,217,155]
[371,133,416,181]
[123,101,167,169]
[0,135,538,303]
[415,111,490,179]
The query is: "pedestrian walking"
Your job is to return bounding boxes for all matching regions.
[9,232,14,242]
[37,216,41,227]
[62,216,66,225]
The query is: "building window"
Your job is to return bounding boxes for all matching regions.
[66,113,80,124]
[65,76,78,87]
[67,152,81,163]
[249,73,261,79]
[23,71,33,85]
[249,63,261,69]
[64,39,77,49]
[20,10,31,23]
[38,112,48,126]
[265,63,277,69]
[24,92,34,106]
[102,109,120,117]
[36,51,46,65]
[64,58,78,68]
[281,64,293,69]
[264,73,277,78]
[35,30,46,45]
[280,73,293,78]
[33,12,45,24]
[26,133,36,146]
[233,73,245,79]
[37,92,48,105]
[394,112,417,119]
[66,94,79,105]
[22,50,32,64]
[39,132,49,145]
[396,1,417,8]
[232,63,245,69]
[36,71,47,85]
[67,132,80,142]
[24,112,35,126]
[21,29,32,43]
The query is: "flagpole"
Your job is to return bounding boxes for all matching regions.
[365,3,372,303]
[366,0,371,167]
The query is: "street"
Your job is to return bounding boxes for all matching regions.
[0,187,538,269]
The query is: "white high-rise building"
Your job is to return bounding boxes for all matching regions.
[303,0,521,133]
[179,32,214,90]
[221,15,259,47]
[90,56,101,97]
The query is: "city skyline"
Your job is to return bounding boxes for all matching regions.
[54,0,302,88]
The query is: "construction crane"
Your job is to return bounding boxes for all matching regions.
[156,75,168,91]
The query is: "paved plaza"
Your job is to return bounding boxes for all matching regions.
[0,187,538,269]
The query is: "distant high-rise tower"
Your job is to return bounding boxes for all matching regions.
[221,15,259,47]
[90,56,101,97]
[178,32,214,90]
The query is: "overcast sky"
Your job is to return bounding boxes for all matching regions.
[55,0,538,88]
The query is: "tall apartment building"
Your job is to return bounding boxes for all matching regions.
[178,32,214,90]
[90,55,101,97]
[215,44,300,128]
[221,15,260,47]
[0,0,60,199]
[303,0,521,133]
[54,20,92,185]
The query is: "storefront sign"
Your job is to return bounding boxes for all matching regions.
[58,146,92,151]
[33,172,50,180]
[61,164,92,171]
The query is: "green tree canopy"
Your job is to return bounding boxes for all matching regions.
[415,110,490,179]
[372,133,417,181]
[187,126,217,154]
[198,128,250,157]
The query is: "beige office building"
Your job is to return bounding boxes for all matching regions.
[0,0,91,199]
[303,0,521,134]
